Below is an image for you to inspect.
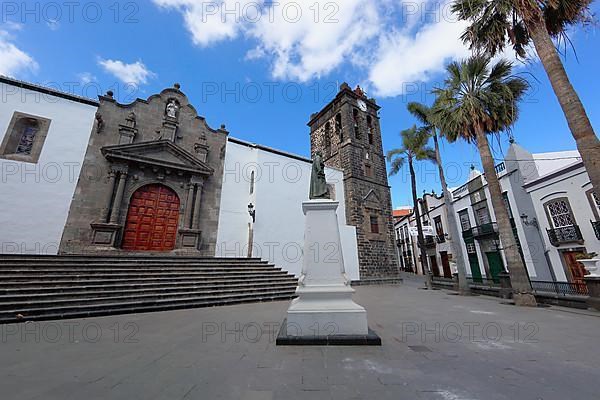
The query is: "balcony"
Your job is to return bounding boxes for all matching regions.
[472,222,499,239]
[592,220,600,240]
[436,234,446,243]
[547,225,584,247]
[418,236,436,249]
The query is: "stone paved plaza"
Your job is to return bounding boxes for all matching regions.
[1,276,600,400]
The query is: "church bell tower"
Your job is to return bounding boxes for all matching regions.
[308,83,400,280]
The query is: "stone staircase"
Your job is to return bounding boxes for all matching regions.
[0,255,298,324]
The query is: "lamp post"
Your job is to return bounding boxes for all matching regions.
[520,213,556,282]
[248,203,256,223]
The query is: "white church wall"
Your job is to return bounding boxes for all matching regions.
[0,81,97,254]
[216,139,360,279]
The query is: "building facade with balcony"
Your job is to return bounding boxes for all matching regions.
[394,140,586,286]
[525,159,599,286]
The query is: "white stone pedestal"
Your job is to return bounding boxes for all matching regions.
[278,200,375,343]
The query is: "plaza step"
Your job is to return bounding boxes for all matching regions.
[0,255,298,324]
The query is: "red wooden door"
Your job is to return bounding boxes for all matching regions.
[122,184,180,251]
[563,251,587,286]
[440,251,452,278]
[430,255,440,277]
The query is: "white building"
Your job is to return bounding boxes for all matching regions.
[525,159,600,284]
[395,140,591,285]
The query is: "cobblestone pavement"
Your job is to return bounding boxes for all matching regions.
[1,277,599,400]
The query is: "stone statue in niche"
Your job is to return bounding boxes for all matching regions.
[309,151,329,200]
[125,111,136,128]
[95,112,104,134]
[166,99,179,119]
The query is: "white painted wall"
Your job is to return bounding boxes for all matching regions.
[0,82,97,254]
[526,163,600,282]
[216,139,360,280]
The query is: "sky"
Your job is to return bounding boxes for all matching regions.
[1,0,599,207]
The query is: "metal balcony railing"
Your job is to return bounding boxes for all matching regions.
[591,220,600,240]
[546,225,584,246]
[472,222,499,239]
[436,234,446,243]
[530,280,588,296]
[418,236,436,248]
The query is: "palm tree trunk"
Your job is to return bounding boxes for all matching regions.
[433,133,470,295]
[474,124,536,306]
[409,156,433,289]
[523,9,600,190]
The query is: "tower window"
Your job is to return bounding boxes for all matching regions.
[335,113,342,142]
[249,171,255,194]
[324,122,331,154]
[367,115,374,145]
[364,164,373,178]
[370,215,379,234]
[0,112,51,163]
[353,109,360,139]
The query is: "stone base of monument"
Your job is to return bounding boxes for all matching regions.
[276,199,381,346]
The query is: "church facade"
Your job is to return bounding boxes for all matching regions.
[0,77,398,281]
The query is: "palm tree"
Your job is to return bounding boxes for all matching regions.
[407,102,471,295]
[387,126,437,289]
[452,0,600,192]
[431,55,536,306]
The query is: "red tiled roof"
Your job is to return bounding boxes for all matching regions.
[393,209,412,218]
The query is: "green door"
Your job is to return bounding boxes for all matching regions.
[468,253,482,283]
[486,252,504,283]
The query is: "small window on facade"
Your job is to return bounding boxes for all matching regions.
[323,122,331,154]
[466,242,476,254]
[434,216,444,237]
[335,113,342,142]
[586,189,600,220]
[0,112,51,163]
[475,207,491,226]
[370,215,379,234]
[249,171,255,194]
[367,115,374,145]
[502,192,513,218]
[458,210,471,231]
[365,164,373,178]
[546,199,575,228]
[353,109,360,139]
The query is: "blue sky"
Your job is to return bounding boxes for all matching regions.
[1,0,598,207]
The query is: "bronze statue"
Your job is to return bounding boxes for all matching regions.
[309,152,329,199]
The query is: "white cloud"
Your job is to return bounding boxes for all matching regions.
[368,18,470,97]
[152,0,502,97]
[77,72,97,84]
[153,0,257,46]
[0,25,38,77]
[98,59,155,86]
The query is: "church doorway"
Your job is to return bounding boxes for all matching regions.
[122,184,180,251]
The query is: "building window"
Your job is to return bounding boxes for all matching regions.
[323,121,332,153]
[364,164,373,178]
[466,242,476,254]
[434,216,444,237]
[545,198,575,228]
[367,115,374,145]
[475,207,491,226]
[335,113,342,142]
[370,215,379,233]
[249,171,255,194]
[586,189,600,220]
[0,112,51,163]
[458,210,471,232]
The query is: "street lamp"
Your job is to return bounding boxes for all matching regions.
[248,203,256,223]
[520,213,539,229]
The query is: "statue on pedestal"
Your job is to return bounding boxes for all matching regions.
[309,152,329,200]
